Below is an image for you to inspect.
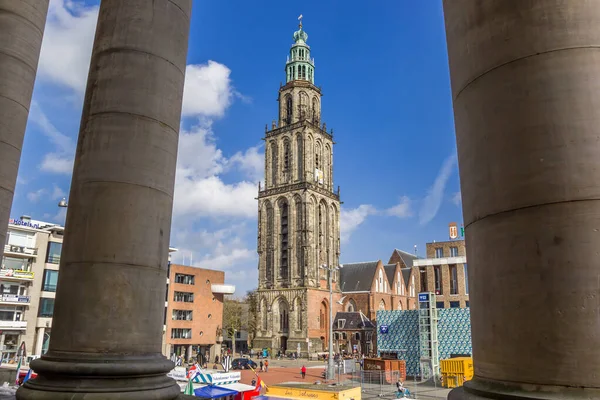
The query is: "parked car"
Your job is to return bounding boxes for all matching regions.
[232,358,257,370]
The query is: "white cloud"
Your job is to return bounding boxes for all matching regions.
[27,189,47,203]
[452,191,462,206]
[177,121,226,179]
[340,204,376,243]
[38,0,98,93]
[182,62,236,118]
[386,196,412,218]
[30,104,76,175]
[228,145,264,183]
[51,185,66,200]
[419,154,457,225]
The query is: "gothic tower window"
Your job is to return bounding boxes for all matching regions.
[295,196,303,279]
[312,97,319,123]
[271,143,278,186]
[283,140,290,172]
[266,202,274,285]
[299,91,308,120]
[261,299,268,330]
[296,134,303,180]
[285,95,293,125]
[295,297,303,330]
[280,200,289,281]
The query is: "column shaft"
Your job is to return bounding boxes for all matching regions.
[0,1,49,247]
[18,0,192,398]
[444,1,600,398]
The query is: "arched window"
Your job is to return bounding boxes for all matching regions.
[299,92,308,120]
[398,301,403,311]
[270,143,278,186]
[378,270,383,293]
[280,200,289,281]
[296,134,303,180]
[278,299,289,331]
[379,300,386,311]
[285,95,293,125]
[295,196,303,279]
[354,332,361,341]
[312,97,319,123]
[266,202,274,284]
[346,298,357,312]
[283,140,290,172]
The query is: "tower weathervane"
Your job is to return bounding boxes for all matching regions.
[298,14,303,28]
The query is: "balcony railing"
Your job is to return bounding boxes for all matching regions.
[0,269,34,280]
[4,245,37,257]
[46,255,60,264]
[0,320,27,330]
[0,294,31,304]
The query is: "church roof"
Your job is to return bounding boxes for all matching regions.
[339,261,379,292]
[333,311,376,331]
[390,248,419,268]
[401,267,412,287]
[383,263,397,287]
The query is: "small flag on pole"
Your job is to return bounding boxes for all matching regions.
[184,379,194,395]
[22,369,32,384]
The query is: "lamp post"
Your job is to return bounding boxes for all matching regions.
[320,263,343,380]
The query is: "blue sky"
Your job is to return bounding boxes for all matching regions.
[12,0,463,293]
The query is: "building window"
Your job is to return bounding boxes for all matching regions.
[450,247,459,257]
[171,328,192,339]
[46,242,62,264]
[283,141,290,171]
[285,95,293,124]
[434,266,442,294]
[174,274,194,285]
[280,201,289,280]
[236,332,241,339]
[337,319,345,329]
[419,267,428,292]
[449,264,458,295]
[436,301,445,309]
[450,301,460,308]
[42,269,58,292]
[435,248,444,258]
[346,299,357,312]
[39,298,55,318]
[466,301,470,308]
[354,332,361,340]
[172,310,193,321]
[464,263,469,294]
[271,144,278,185]
[173,291,194,302]
[378,300,386,310]
[1,257,30,271]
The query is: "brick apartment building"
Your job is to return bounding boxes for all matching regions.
[163,263,235,363]
[412,239,469,308]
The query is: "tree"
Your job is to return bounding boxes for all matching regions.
[223,299,243,356]
[245,289,258,347]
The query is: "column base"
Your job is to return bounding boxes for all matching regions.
[16,352,180,400]
[449,377,600,400]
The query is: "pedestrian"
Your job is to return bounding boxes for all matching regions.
[301,365,306,379]
[265,360,269,372]
[260,360,264,372]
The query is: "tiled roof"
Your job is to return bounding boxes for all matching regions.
[333,311,376,330]
[401,267,412,287]
[339,261,378,292]
[393,248,419,268]
[383,263,396,287]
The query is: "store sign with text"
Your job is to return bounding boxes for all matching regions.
[448,222,465,239]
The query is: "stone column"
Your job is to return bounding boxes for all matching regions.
[443,2,600,399]
[0,1,49,248]
[18,1,192,399]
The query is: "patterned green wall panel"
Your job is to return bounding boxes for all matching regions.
[376,308,472,377]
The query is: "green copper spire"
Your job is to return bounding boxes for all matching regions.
[286,15,315,84]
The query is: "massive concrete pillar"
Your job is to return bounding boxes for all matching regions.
[0,1,49,248]
[444,1,600,399]
[18,1,192,399]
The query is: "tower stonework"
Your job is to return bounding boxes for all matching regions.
[254,19,342,355]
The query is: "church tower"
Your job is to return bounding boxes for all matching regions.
[255,17,342,354]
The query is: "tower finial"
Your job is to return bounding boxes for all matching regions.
[298,14,303,29]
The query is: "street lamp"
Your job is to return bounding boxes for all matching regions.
[58,198,68,208]
[319,263,343,380]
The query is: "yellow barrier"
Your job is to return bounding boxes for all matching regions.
[266,384,361,400]
[440,357,473,389]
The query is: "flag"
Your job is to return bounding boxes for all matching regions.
[256,376,267,390]
[187,363,198,379]
[22,369,32,384]
[183,379,194,396]
[15,356,22,385]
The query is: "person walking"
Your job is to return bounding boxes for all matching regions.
[259,360,264,372]
[265,360,269,372]
[301,365,306,379]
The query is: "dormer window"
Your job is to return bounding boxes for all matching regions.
[337,319,345,329]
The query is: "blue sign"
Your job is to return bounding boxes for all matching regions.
[379,325,389,334]
[418,293,429,302]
